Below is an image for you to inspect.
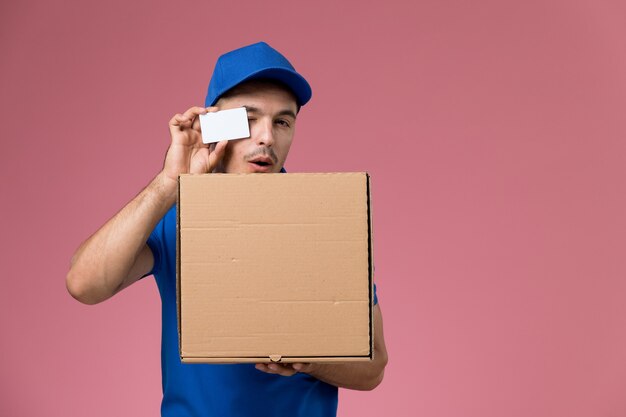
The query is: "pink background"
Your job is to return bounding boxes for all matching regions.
[2,0,626,416]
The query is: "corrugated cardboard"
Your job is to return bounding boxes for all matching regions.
[177,173,373,363]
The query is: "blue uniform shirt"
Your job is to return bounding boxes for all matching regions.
[147,205,378,417]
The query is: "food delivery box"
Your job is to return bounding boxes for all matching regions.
[177,172,374,363]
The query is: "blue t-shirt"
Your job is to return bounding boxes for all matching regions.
[147,205,378,417]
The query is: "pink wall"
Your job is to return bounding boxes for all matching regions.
[2,0,626,415]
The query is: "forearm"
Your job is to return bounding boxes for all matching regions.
[256,305,389,389]
[303,356,387,391]
[306,306,388,390]
[66,173,175,304]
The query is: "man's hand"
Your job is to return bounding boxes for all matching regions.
[66,106,229,305]
[253,305,388,391]
[255,363,315,377]
[160,106,228,198]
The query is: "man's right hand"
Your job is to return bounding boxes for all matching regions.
[66,106,229,305]
[160,106,228,198]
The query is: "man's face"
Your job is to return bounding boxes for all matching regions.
[214,82,299,174]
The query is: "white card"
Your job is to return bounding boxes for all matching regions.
[199,107,250,143]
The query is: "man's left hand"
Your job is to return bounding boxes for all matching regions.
[255,362,315,377]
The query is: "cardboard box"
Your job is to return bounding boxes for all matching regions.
[177,173,374,363]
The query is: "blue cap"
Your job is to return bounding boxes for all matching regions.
[205,42,312,107]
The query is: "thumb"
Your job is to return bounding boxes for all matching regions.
[208,140,228,172]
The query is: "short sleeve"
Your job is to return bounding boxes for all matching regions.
[144,206,176,278]
[373,283,378,305]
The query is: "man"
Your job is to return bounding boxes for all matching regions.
[67,41,388,417]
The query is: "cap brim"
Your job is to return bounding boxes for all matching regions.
[209,67,312,107]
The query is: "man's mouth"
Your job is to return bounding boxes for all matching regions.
[247,156,274,167]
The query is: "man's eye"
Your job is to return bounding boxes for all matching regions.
[276,119,290,128]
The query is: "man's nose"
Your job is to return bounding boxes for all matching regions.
[253,118,275,147]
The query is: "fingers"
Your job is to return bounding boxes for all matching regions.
[255,363,298,377]
[207,140,228,172]
[169,113,190,129]
[189,106,220,132]
[169,106,210,129]
[213,140,228,156]
[166,107,227,175]
[183,106,209,119]
[291,363,313,373]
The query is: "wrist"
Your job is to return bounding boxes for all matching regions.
[149,172,178,209]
